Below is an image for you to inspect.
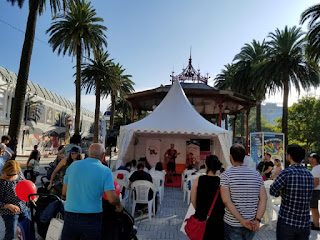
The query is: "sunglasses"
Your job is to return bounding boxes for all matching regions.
[7,173,18,177]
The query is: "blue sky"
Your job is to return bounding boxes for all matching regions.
[0,0,319,112]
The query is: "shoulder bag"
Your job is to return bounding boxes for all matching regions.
[184,188,220,240]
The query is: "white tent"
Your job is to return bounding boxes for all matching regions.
[117,80,233,169]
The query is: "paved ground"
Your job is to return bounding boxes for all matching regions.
[0,160,320,239]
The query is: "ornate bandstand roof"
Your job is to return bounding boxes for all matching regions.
[126,56,257,119]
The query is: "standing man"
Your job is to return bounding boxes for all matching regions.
[221,144,267,240]
[61,143,123,240]
[270,145,314,239]
[262,153,274,180]
[164,144,179,183]
[309,153,320,230]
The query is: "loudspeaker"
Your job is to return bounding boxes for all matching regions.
[233,137,245,145]
[106,130,118,147]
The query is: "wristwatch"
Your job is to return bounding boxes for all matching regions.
[255,218,261,223]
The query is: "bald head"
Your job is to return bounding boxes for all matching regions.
[89,143,105,160]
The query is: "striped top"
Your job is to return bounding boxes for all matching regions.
[220,165,263,227]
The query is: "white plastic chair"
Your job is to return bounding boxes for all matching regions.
[151,175,165,205]
[182,170,197,201]
[264,180,281,229]
[181,169,196,190]
[131,180,156,220]
[115,178,129,207]
[186,175,198,205]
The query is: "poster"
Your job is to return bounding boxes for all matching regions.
[146,139,161,167]
[250,132,285,167]
[186,140,200,169]
[250,133,263,166]
[46,107,54,124]
[264,133,284,162]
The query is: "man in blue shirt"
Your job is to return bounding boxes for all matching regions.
[270,144,314,240]
[61,143,123,240]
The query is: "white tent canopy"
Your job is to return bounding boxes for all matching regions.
[117,80,233,168]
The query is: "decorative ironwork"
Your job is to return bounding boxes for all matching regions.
[170,53,209,84]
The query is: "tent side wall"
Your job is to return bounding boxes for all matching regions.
[118,129,232,172]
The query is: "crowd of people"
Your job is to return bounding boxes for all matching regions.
[0,131,320,240]
[187,143,320,240]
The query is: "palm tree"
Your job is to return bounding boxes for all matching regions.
[301,4,320,60]
[46,0,107,135]
[108,63,134,130]
[81,49,113,142]
[262,26,320,149]
[233,40,269,132]
[6,0,66,152]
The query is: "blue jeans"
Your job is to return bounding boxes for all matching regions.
[224,222,255,240]
[276,218,310,240]
[61,212,103,240]
[2,210,29,240]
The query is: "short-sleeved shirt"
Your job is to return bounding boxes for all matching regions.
[263,161,274,179]
[312,165,320,190]
[64,157,114,213]
[270,164,314,228]
[220,165,263,227]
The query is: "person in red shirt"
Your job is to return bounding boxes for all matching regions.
[164,144,179,183]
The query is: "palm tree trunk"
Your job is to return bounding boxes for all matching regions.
[256,102,261,132]
[282,78,289,159]
[240,112,245,137]
[109,92,116,130]
[93,78,100,143]
[75,44,82,135]
[8,0,39,153]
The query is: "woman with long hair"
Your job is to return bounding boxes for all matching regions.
[47,146,82,195]
[190,155,225,239]
[0,160,29,240]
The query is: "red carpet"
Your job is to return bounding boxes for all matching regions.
[164,175,181,188]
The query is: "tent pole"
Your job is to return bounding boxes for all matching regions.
[245,109,250,154]
[218,102,223,127]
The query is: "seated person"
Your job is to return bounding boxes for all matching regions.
[131,159,137,171]
[129,164,156,208]
[117,162,132,172]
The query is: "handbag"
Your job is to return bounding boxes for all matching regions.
[46,213,64,240]
[184,188,220,240]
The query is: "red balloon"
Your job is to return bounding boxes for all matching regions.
[15,180,37,202]
[103,180,121,200]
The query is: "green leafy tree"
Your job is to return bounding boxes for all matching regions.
[81,49,113,142]
[6,0,67,152]
[233,107,274,136]
[47,0,107,135]
[287,97,320,154]
[261,26,320,149]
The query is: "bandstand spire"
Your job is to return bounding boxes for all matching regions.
[170,50,209,84]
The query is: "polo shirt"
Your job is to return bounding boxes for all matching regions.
[64,157,114,213]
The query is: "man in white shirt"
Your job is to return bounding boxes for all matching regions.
[309,153,320,230]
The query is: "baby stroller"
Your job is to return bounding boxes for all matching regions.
[102,199,138,240]
[28,193,64,239]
